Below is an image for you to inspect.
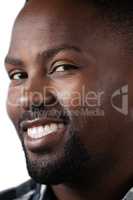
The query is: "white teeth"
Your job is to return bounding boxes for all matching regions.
[28,127,37,139]
[37,126,44,138]
[44,125,51,134]
[58,123,65,129]
[27,123,65,139]
[50,123,58,132]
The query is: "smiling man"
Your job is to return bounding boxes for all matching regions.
[1,0,133,199]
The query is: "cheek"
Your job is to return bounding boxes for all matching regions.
[52,73,100,110]
[53,76,86,109]
[52,76,111,149]
[6,86,22,125]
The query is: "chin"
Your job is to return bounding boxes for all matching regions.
[23,133,90,185]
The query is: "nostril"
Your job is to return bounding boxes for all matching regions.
[44,93,57,106]
[20,86,57,111]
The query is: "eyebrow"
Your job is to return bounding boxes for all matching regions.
[4,45,82,66]
[4,56,24,66]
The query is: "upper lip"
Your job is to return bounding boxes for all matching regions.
[20,117,68,132]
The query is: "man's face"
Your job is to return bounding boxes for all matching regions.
[5,0,132,185]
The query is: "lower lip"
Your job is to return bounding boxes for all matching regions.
[24,125,68,153]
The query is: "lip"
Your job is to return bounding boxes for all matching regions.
[20,117,69,153]
[20,117,68,132]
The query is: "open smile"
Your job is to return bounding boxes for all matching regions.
[20,117,69,153]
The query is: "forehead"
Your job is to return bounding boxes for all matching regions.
[9,1,101,50]
[14,0,97,34]
[8,0,118,63]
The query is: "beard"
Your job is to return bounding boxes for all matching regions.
[22,129,90,185]
[18,103,90,185]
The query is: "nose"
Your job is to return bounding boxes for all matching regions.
[20,75,57,111]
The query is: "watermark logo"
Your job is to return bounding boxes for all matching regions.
[7,84,128,116]
[111,85,128,116]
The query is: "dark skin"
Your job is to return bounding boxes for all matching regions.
[4,0,133,199]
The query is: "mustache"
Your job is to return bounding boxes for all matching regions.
[18,103,71,126]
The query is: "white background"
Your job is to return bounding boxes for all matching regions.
[0,0,29,191]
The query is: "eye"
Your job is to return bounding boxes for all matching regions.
[55,65,65,72]
[9,71,28,80]
[50,63,78,74]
